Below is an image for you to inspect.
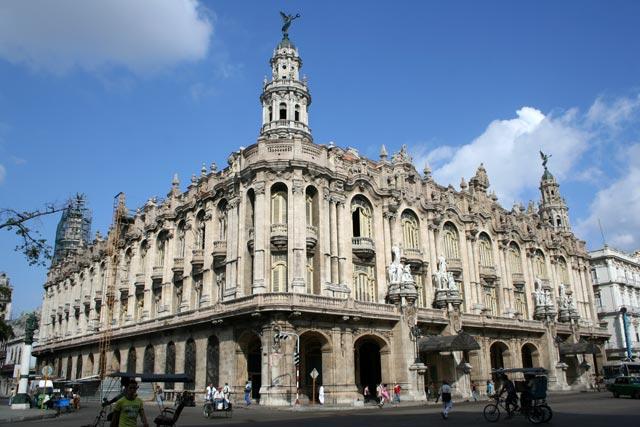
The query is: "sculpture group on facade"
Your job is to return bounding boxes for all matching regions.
[432,255,462,308]
[386,246,418,305]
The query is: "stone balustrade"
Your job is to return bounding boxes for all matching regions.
[306,225,318,250]
[151,266,164,281]
[191,249,204,266]
[351,236,375,259]
[212,241,227,259]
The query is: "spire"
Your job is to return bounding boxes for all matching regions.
[259,13,312,141]
[53,194,92,265]
[538,151,570,231]
[470,163,490,193]
[380,144,388,161]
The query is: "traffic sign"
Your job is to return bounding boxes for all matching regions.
[42,365,53,377]
[310,368,319,379]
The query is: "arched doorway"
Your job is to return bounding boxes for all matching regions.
[165,342,176,389]
[185,339,196,390]
[66,356,72,380]
[112,350,121,372]
[354,336,384,396]
[143,345,155,374]
[247,336,262,400]
[127,347,136,373]
[87,353,94,376]
[521,344,539,368]
[206,336,220,387]
[490,341,510,374]
[300,332,330,402]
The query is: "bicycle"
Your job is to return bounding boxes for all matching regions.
[483,396,552,424]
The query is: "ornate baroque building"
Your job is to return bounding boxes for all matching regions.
[35,25,608,404]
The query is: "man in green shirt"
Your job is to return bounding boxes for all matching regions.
[110,380,149,427]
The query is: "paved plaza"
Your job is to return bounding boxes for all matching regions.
[3,392,639,427]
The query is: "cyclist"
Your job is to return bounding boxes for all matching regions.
[497,374,518,416]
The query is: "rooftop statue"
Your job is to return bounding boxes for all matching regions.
[280,11,301,37]
[539,150,552,170]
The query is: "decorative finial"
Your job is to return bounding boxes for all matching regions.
[280,11,301,39]
[172,173,180,187]
[540,150,551,170]
[380,144,388,160]
[460,177,468,190]
[423,163,432,177]
[201,163,207,177]
[210,162,218,173]
[191,174,197,184]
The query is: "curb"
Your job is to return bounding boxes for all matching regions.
[0,411,58,423]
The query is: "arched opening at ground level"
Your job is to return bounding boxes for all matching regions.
[490,341,511,378]
[521,343,540,369]
[237,332,262,401]
[299,331,331,402]
[354,335,389,398]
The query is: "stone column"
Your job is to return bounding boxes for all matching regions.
[10,342,33,409]
[225,199,239,298]
[252,182,267,294]
[291,179,306,293]
[319,188,331,290]
[336,199,347,287]
[329,199,339,286]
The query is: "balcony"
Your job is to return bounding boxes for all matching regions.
[94,290,103,303]
[134,273,145,291]
[83,295,91,307]
[352,236,375,259]
[73,299,81,310]
[306,225,318,251]
[479,265,497,280]
[512,272,525,285]
[172,257,184,275]
[151,266,164,281]
[447,258,463,273]
[270,224,288,250]
[63,303,70,313]
[118,280,129,295]
[212,241,227,260]
[402,248,423,267]
[191,249,204,266]
[247,228,255,253]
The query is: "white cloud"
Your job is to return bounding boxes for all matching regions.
[0,0,213,74]
[415,107,590,204]
[575,144,640,251]
[0,164,5,184]
[586,94,640,130]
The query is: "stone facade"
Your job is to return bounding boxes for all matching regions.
[34,31,609,404]
[589,246,640,360]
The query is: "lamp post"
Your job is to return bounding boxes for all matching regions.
[274,330,301,405]
[620,307,633,360]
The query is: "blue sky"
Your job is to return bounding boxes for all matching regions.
[1,0,640,316]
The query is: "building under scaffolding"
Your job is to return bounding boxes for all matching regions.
[52,194,92,266]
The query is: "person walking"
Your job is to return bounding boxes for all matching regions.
[244,380,252,406]
[376,383,384,407]
[381,384,390,406]
[471,382,479,402]
[222,382,231,408]
[318,385,325,405]
[486,379,495,399]
[155,385,164,408]
[440,380,453,419]
[110,380,149,427]
[363,385,371,403]
[393,383,401,404]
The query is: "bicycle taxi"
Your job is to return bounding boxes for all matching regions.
[483,367,553,424]
[82,372,193,427]
[202,387,233,418]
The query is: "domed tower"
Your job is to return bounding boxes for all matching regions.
[259,13,312,141]
[538,151,570,231]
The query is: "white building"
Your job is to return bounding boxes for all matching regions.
[0,312,39,397]
[590,246,640,361]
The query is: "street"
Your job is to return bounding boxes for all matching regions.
[9,391,640,427]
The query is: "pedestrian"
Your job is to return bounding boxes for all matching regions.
[393,383,401,404]
[486,379,495,399]
[363,385,371,403]
[206,383,214,403]
[222,382,231,403]
[471,381,479,402]
[318,385,325,405]
[381,384,390,405]
[376,383,384,407]
[244,380,252,406]
[110,380,149,427]
[440,380,453,419]
[155,385,164,408]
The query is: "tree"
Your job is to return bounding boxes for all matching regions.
[0,286,13,341]
[0,203,65,266]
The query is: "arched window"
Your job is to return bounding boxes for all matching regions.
[127,347,136,373]
[176,221,186,258]
[294,104,301,121]
[279,102,287,120]
[442,223,460,260]
[165,342,176,389]
[271,186,288,224]
[143,345,155,374]
[217,200,228,240]
[478,233,494,267]
[196,211,206,250]
[139,241,148,271]
[533,250,547,279]
[156,231,168,267]
[306,194,313,226]
[271,253,287,292]
[351,197,373,238]
[353,264,376,302]
[558,257,570,285]
[306,254,314,294]
[401,211,420,250]
[268,106,273,122]
[508,243,523,274]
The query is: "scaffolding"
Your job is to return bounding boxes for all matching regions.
[52,194,92,265]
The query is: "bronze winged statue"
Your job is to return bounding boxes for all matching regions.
[280,11,300,37]
[539,150,552,169]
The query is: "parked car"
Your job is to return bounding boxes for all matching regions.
[607,376,640,398]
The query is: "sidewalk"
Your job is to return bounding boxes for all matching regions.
[0,405,58,423]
